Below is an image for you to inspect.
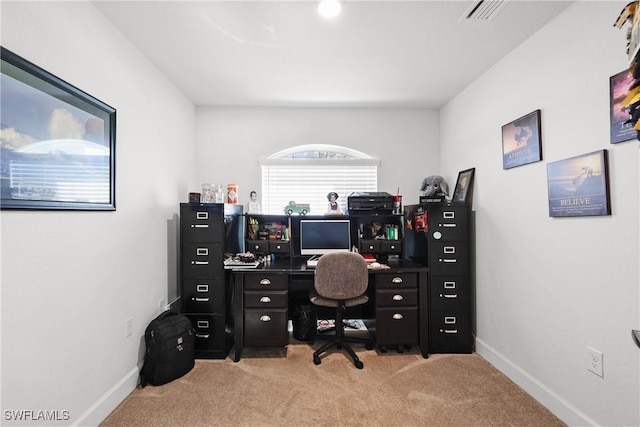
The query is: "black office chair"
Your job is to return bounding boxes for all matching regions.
[310,252,374,369]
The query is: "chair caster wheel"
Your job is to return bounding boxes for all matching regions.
[355,360,364,369]
[313,355,321,365]
[365,342,373,350]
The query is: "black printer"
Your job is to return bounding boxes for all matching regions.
[347,192,394,214]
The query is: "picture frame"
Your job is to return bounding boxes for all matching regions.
[546,150,611,218]
[501,109,542,169]
[451,167,475,205]
[609,68,636,144]
[1,47,116,210]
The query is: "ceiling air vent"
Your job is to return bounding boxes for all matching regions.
[459,0,508,23]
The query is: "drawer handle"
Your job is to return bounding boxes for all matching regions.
[392,313,403,320]
[254,245,261,251]
[441,329,458,334]
[275,245,282,250]
[390,245,396,250]
[196,333,210,339]
[443,281,456,289]
[260,315,271,322]
[196,212,209,220]
[443,212,455,219]
[442,224,456,228]
[444,246,455,254]
[192,261,209,265]
[196,284,209,292]
[440,258,457,263]
[444,316,456,324]
[197,320,209,328]
[194,297,210,302]
[441,294,458,299]
[259,296,272,303]
[392,295,403,301]
[259,279,272,285]
[191,224,209,228]
[368,245,375,250]
[391,277,403,284]
[197,248,209,256]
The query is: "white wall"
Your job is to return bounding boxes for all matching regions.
[440,1,639,425]
[195,107,440,207]
[0,2,196,425]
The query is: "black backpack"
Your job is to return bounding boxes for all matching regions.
[140,311,195,387]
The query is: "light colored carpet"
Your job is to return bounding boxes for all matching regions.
[101,340,565,427]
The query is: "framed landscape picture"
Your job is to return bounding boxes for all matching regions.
[451,167,475,205]
[0,47,116,210]
[502,110,542,169]
[609,68,636,144]
[546,150,611,218]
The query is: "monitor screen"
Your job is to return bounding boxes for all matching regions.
[299,219,351,255]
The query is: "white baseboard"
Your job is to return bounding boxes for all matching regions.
[475,338,597,426]
[72,366,139,427]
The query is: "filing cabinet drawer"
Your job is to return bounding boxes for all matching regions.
[375,306,418,345]
[244,308,289,347]
[429,241,469,275]
[429,276,469,311]
[183,279,225,313]
[429,312,472,353]
[244,290,288,308]
[428,207,468,241]
[244,273,287,290]
[182,242,223,279]
[380,240,402,254]
[376,288,418,307]
[376,272,417,289]
[180,205,224,242]
[186,314,226,352]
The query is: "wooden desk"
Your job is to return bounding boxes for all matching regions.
[231,259,429,362]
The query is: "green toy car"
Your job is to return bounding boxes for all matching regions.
[284,201,310,215]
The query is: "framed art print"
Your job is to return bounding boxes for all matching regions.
[609,68,636,144]
[546,150,611,218]
[451,167,475,205]
[0,46,116,210]
[502,110,542,169]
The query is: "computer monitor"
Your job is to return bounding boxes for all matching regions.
[299,219,351,256]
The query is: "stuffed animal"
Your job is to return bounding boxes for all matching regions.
[420,175,449,197]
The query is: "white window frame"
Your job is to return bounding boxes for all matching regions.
[260,144,379,215]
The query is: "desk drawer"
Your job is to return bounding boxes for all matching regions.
[375,306,418,345]
[244,273,288,290]
[376,288,418,307]
[380,240,402,254]
[244,308,289,347]
[244,290,288,308]
[183,279,224,313]
[375,272,417,289]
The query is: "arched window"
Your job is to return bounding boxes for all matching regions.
[260,144,379,214]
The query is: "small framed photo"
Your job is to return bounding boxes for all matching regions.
[609,68,636,144]
[451,167,475,205]
[546,150,611,218]
[502,110,542,169]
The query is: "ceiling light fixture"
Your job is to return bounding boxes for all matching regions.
[318,0,341,19]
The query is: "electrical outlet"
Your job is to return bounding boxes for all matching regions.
[125,317,134,338]
[586,346,603,378]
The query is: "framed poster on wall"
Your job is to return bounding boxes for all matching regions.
[0,47,116,210]
[502,110,542,170]
[546,150,611,218]
[609,68,636,144]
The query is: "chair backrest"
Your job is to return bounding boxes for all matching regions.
[314,252,368,300]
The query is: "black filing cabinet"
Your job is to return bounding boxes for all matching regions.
[427,204,473,353]
[180,203,231,359]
